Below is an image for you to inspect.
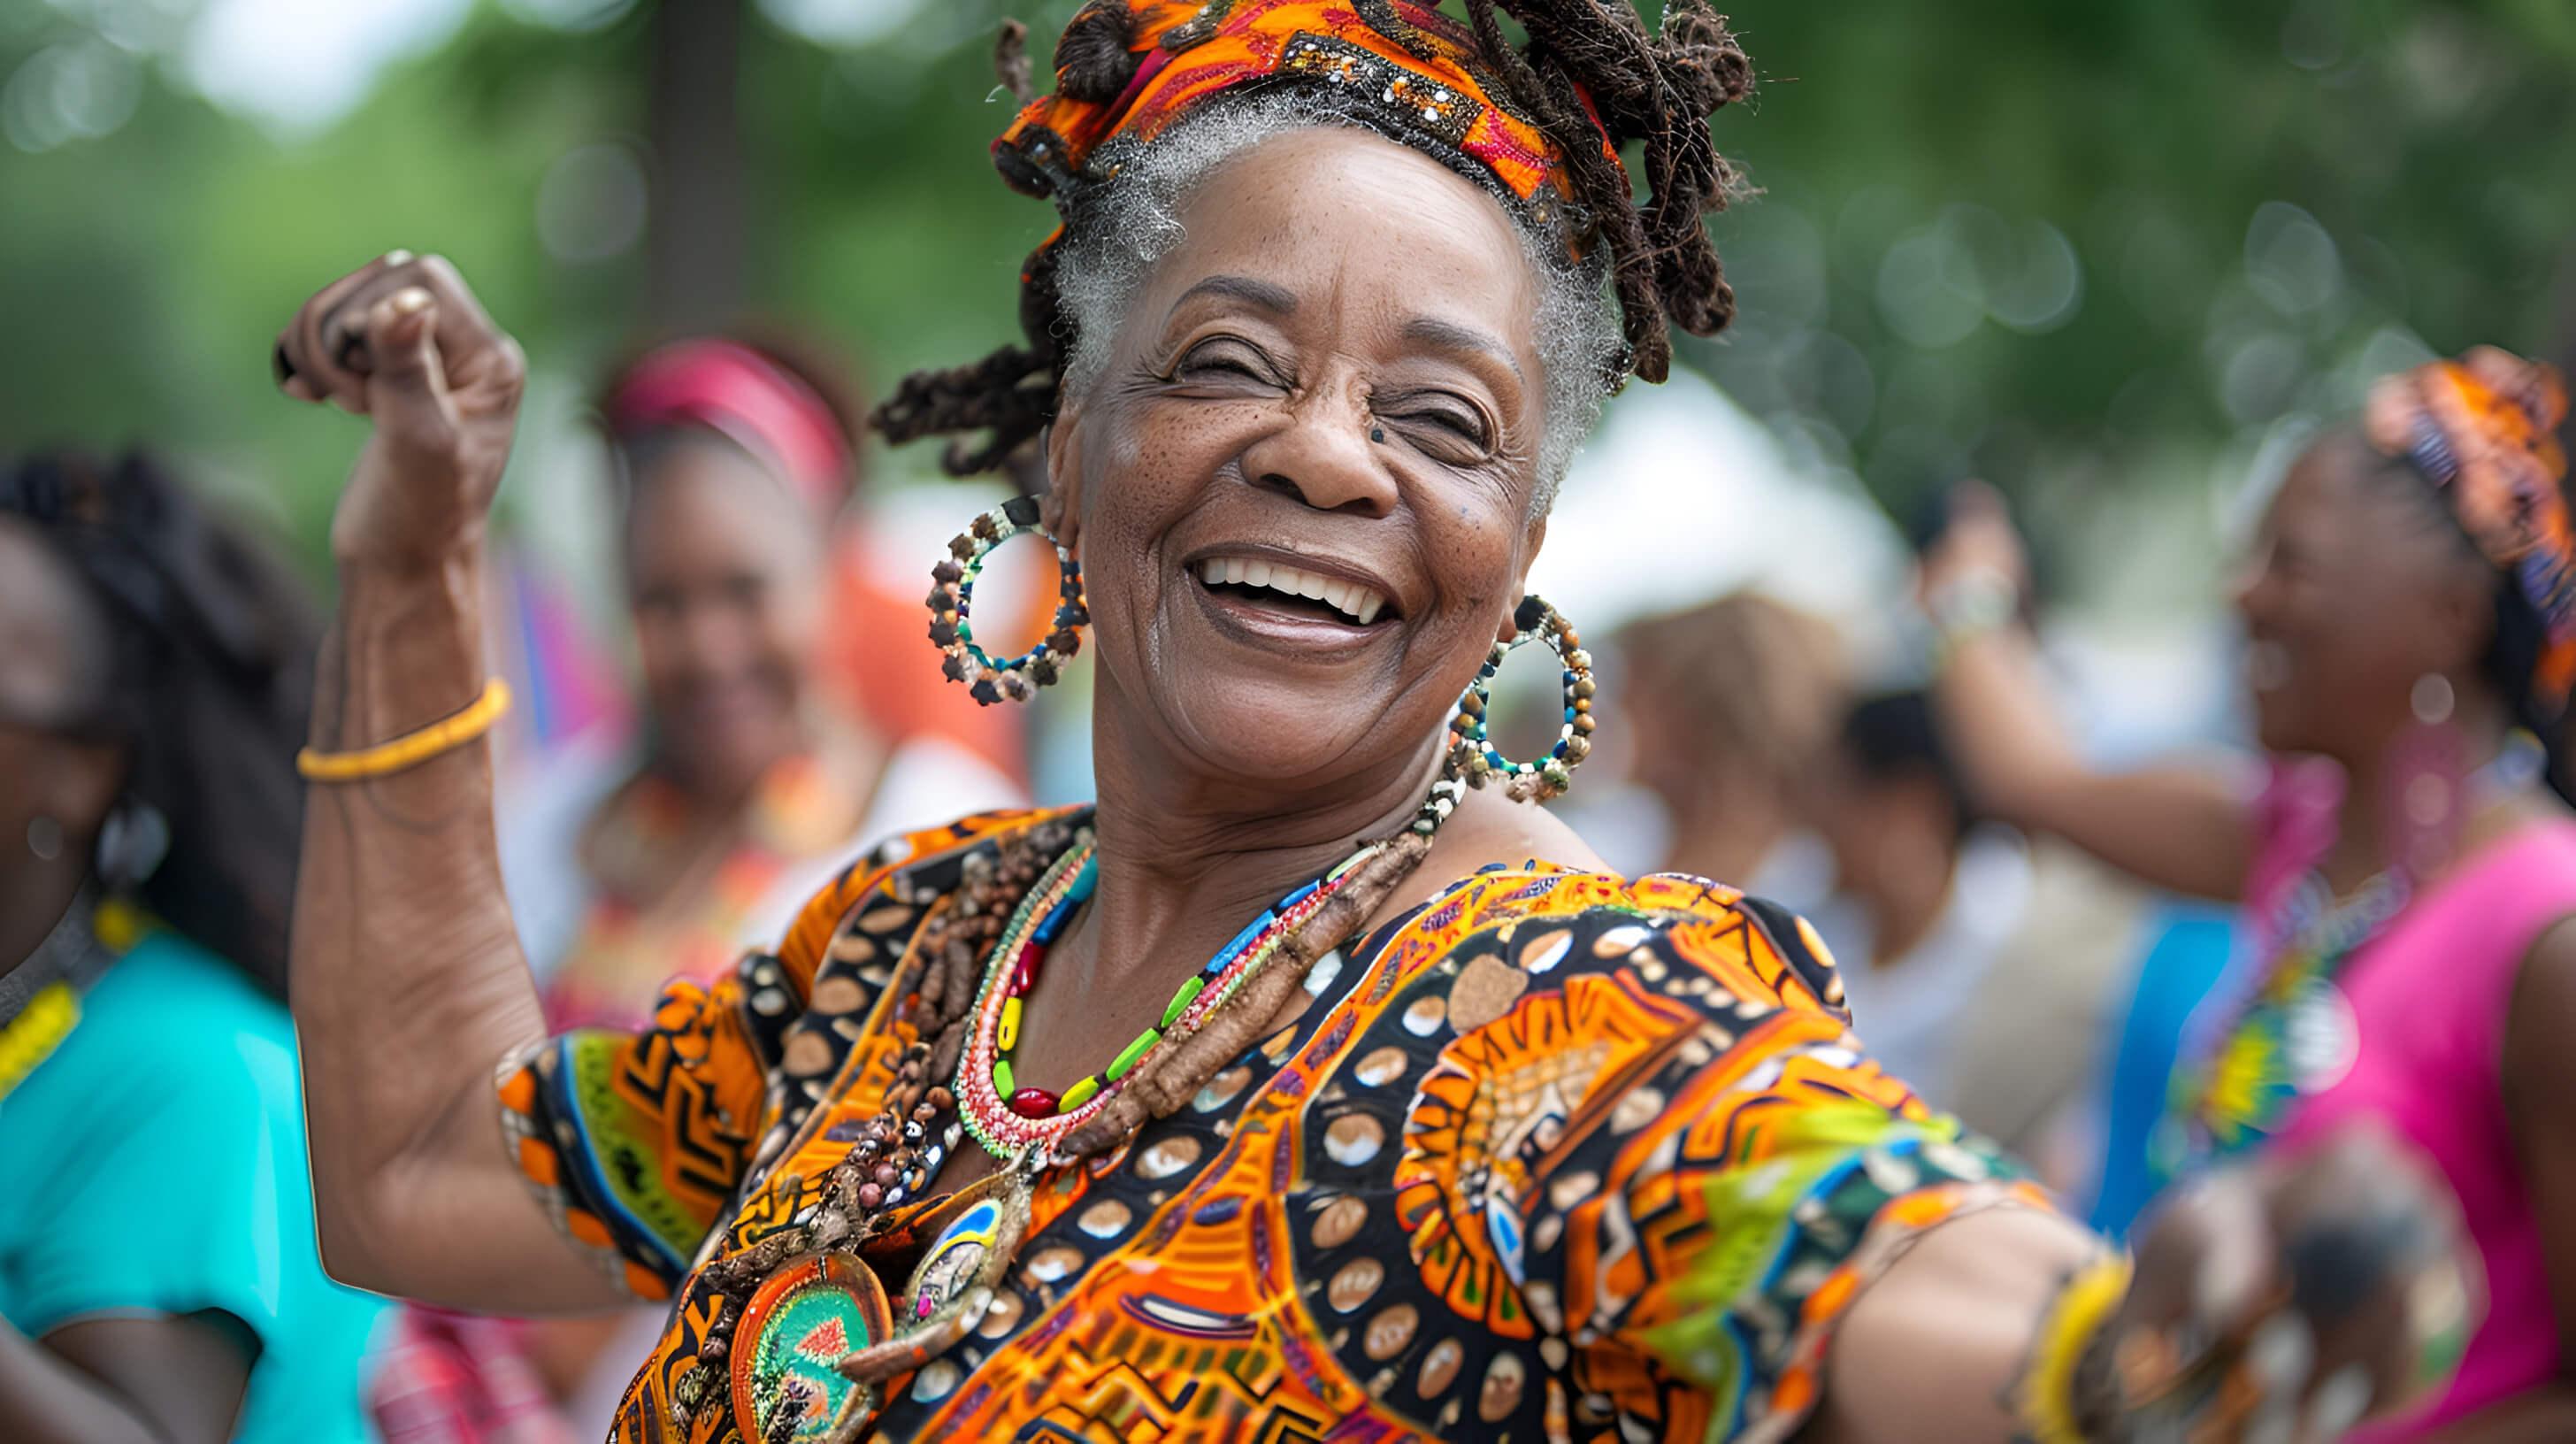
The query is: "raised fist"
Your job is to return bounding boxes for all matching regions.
[272,251,525,571]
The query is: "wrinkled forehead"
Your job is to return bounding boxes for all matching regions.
[1128,128,1545,356]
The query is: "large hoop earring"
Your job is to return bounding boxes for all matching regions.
[1443,594,1596,804]
[927,495,1086,707]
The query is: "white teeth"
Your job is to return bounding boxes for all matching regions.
[1197,557,1390,626]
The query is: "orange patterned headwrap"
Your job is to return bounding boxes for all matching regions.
[994,2,1613,260]
[876,0,1754,474]
[2365,347,2576,715]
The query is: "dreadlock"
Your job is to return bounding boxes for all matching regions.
[870,0,1754,475]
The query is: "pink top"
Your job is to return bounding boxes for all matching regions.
[2271,812,2576,1437]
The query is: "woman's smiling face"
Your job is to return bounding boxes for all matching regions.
[1047,126,1554,792]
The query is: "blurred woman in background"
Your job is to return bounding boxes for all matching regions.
[1614,589,1845,885]
[0,451,387,1443]
[374,336,1027,1439]
[504,334,1024,1031]
[1925,349,2576,1439]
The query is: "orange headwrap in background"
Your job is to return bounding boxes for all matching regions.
[2366,347,2576,715]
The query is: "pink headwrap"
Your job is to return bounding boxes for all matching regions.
[605,339,853,517]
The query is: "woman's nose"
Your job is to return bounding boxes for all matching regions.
[1236,391,1399,518]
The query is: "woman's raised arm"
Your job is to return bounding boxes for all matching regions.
[1923,483,2255,902]
[277,253,628,1314]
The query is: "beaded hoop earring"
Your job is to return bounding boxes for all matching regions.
[927,495,1087,706]
[1442,594,1596,804]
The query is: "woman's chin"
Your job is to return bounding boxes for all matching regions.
[1156,691,1414,795]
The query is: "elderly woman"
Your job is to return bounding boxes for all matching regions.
[271,4,2462,1442]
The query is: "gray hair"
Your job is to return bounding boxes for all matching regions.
[1053,88,1621,509]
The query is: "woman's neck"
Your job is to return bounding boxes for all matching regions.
[1069,703,1449,998]
[2322,692,2532,891]
[0,853,90,977]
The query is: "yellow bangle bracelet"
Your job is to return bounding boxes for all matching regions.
[2017,1250,2135,1444]
[297,678,511,782]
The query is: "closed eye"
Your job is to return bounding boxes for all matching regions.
[1386,392,1494,451]
[1173,337,1284,388]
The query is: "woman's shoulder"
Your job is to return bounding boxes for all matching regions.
[1365,861,1849,1019]
[771,806,1085,973]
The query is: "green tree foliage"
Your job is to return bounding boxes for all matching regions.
[1,0,2569,561]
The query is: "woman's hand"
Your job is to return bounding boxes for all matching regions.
[272,251,524,571]
[1915,480,2031,612]
[2112,1120,2475,1440]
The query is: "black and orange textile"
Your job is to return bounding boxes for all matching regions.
[500,810,2042,1443]
[2366,347,2576,714]
[994,0,1614,264]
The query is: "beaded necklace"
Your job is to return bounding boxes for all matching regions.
[954,837,1379,1158]
[2165,870,2410,1164]
[0,891,110,1110]
[671,787,1455,1440]
[2164,737,2546,1167]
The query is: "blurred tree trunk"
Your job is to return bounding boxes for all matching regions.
[647,0,748,329]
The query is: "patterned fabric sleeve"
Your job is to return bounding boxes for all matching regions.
[1491,887,2052,1444]
[495,842,923,1301]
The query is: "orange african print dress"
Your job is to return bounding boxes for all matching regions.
[499,809,2046,1443]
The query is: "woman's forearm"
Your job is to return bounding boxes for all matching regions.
[1936,626,2251,902]
[291,548,619,1312]
[2432,1388,2576,1442]
[0,1315,243,1444]
[1807,1206,2097,1444]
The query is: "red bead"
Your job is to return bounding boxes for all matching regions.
[1006,1087,1061,1119]
[1010,941,1045,995]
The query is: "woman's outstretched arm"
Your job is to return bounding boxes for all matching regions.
[1923,483,2255,902]
[279,253,626,1314]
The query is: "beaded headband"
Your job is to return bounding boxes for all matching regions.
[2364,348,2575,716]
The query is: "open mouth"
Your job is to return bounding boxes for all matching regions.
[1192,557,1395,628]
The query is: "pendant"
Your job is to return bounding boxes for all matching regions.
[898,1159,1036,1325]
[729,1252,891,1444]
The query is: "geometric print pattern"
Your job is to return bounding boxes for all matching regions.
[498,810,2047,1442]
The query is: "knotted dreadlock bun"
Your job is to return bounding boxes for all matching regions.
[1054,2,1143,104]
[872,0,1755,477]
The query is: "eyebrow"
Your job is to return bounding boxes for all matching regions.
[1403,314,1525,387]
[1169,273,1299,318]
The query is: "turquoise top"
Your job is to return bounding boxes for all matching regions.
[0,929,389,1442]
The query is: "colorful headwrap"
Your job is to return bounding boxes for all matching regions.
[606,339,854,517]
[2365,348,2575,716]
[878,0,1753,473]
